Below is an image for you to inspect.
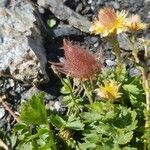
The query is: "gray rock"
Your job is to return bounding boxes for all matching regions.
[53,101,61,111]
[38,6,45,14]
[53,25,81,37]
[88,0,93,4]
[96,0,105,5]
[21,86,56,101]
[0,1,48,86]
[0,0,8,7]
[21,87,41,101]
[106,59,116,66]
[129,68,141,77]
[106,1,120,9]
[47,100,64,112]
[118,33,131,51]
[0,107,5,119]
[110,1,120,9]
[94,42,99,48]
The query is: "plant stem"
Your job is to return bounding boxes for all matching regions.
[131,36,150,128]
[130,35,150,149]
[47,124,57,150]
[108,33,121,79]
[66,76,80,108]
[131,34,139,63]
[83,82,93,104]
[56,73,79,107]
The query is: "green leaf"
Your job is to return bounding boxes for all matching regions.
[82,133,99,143]
[116,131,133,145]
[66,120,84,130]
[10,133,17,148]
[19,92,47,125]
[82,112,101,122]
[79,142,96,150]
[123,84,141,95]
[61,86,71,94]
[66,114,84,130]
[13,123,28,131]
[49,114,66,129]
[118,64,127,82]
[113,107,137,131]
[16,142,33,150]
[26,127,49,142]
[47,19,56,28]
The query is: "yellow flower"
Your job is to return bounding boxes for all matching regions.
[96,80,121,101]
[126,14,147,32]
[90,7,128,37]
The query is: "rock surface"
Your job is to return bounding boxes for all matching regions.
[0,107,5,119]
[0,1,48,85]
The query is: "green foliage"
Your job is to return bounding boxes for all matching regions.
[1,10,150,149]
[2,66,149,150]
[80,102,137,149]
[19,92,47,125]
[47,19,56,28]
[11,93,57,150]
[3,68,149,150]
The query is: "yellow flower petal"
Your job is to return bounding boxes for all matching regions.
[96,80,122,101]
[126,14,147,32]
[90,7,128,37]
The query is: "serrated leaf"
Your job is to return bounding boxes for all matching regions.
[49,114,66,129]
[82,112,101,122]
[82,133,99,143]
[26,127,49,142]
[10,133,17,148]
[16,142,33,150]
[66,120,84,130]
[13,123,28,131]
[118,64,127,82]
[19,92,47,125]
[66,114,84,130]
[123,84,141,95]
[87,102,103,113]
[79,142,96,150]
[116,131,133,145]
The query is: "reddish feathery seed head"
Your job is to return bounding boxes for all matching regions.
[50,39,101,79]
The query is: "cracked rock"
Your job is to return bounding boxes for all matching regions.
[0,1,48,86]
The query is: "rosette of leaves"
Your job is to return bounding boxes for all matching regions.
[79,102,138,150]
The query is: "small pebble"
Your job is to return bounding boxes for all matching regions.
[96,0,105,5]
[129,68,141,77]
[54,101,61,112]
[88,0,93,4]
[0,107,5,119]
[106,60,116,66]
[94,42,99,47]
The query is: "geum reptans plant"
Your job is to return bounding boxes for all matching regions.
[1,6,150,150]
[50,39,101,80]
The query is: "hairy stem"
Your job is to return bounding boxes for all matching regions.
[108,33,121,79]
[83,82,93,104]
[130,36,150,148]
